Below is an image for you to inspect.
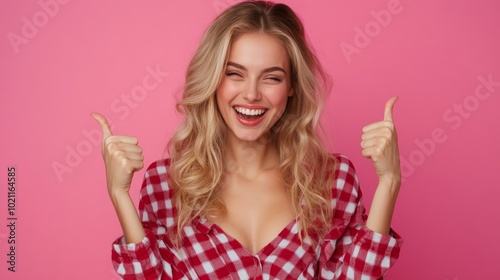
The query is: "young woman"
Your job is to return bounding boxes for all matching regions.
[92,1,403,279]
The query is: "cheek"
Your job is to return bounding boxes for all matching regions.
[216,82,239,118]
[267,89,290,113]
[217,79,240,98]
[216,82,231,107]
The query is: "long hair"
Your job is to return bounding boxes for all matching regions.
[167,1,336,245]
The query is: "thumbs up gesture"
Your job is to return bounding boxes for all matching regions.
[90,113,144,195]
[361,97,401,184]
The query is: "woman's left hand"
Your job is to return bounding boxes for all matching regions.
[361,96,401,184]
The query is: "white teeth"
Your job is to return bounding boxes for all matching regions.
[234,107,266,116]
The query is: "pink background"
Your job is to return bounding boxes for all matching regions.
[1,0,499,279]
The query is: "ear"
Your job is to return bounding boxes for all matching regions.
[288,86,294,97]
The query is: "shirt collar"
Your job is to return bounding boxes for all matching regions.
[193,216,216,235]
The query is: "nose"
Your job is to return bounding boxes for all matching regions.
[242,80,261,101]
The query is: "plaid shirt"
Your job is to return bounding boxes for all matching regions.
[112,154,402,279]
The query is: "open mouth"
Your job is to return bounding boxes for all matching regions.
[233,106,267,121]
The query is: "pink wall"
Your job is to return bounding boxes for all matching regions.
[1,0,499,279]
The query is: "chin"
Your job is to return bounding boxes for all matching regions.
[234,133,262,142]
[231,129,268,143]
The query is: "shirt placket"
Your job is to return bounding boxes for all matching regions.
[209,225,266,279]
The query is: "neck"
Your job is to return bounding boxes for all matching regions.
[224,133,279,178]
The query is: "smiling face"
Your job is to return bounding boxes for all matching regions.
[216,32,293,143]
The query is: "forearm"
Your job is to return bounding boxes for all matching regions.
[365,177,401,235]
[110,190,146,244]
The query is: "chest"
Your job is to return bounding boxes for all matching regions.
[166,221,319,279]
[213,170,296,255]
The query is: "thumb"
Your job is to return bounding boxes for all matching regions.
[90,112,113,138]
[384,96,399,121]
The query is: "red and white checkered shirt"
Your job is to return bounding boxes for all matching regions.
[112,154,403,279]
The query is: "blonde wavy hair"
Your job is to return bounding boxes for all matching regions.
[167,1,336,244]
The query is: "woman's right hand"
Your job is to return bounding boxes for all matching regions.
[90,112,144,196]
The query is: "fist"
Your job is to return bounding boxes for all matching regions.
[360,97,401,183]
[90,112,144,195]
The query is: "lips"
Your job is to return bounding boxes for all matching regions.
[233,106,267,126]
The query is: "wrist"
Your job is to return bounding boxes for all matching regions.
[379,173,401,187]
[377,175,401,199]
[108,188,131,206]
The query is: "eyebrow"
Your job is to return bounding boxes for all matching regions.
[226,61,287,74]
